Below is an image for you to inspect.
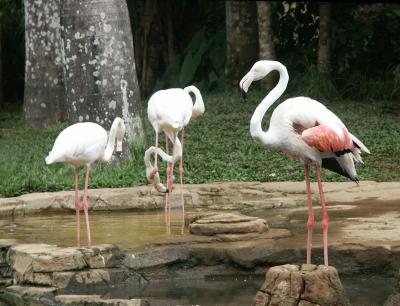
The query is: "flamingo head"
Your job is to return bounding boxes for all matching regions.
[239,61,275,98]
[146,167,170,194]
[114,117,126,152]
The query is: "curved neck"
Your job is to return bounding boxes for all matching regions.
[184,85,205,119]
[250,62,289,145]
[144,133,182,170]
[102,121,119,162]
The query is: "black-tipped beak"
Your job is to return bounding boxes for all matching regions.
[164,188,170,194]
[240,88,247,100]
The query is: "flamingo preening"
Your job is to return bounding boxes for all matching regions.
[240,61,370,266]
[45,117,126,246]
[146,85,205,231]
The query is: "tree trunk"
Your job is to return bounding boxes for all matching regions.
[0,12,3,107]
[256,1,275,91]
[225,1,259,86]
[61,0,145,146]
[23,0,66,128]
[318,2,331,74]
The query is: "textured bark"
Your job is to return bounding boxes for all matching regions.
[140,0,168,95]
[317,2,331,74]
[256,1,275,91]
[61,0,145,145]
[23,0,66,128]
[0,12,3,106]
[225,1,259,86]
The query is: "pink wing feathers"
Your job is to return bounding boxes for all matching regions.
[302,125,352,153]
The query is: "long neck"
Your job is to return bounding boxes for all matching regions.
[184,85,205,119]
[250,62,289,145]
[144,134,182,170]
[102,122,119,162]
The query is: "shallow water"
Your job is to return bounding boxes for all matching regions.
[61,274,395,306]
[0,210,396,305]
[0,210,186,251]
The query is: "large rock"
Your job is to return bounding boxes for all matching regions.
[1,285,57,306]
[189,212,268,236]
[8,244,87,275]
[55,295,149,305]
[253,264,350,306]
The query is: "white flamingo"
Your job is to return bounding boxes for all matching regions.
[240,60,370,266]
[45,117,126,246]
[147,85,205,231]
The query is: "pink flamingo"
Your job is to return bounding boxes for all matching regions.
[147,85,205,231]
[45,117,126,246]
[240,61,370,266]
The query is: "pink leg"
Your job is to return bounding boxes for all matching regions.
[83,163,92,247]
[168,133,177,225]
[74,163,81,246]
[316,165,329,266]
[165,134,171,233]
[152,132,159,177]
[179,129,185,234]
[304,164,314,264]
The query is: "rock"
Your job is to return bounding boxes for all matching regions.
[384,293,400,306]
[79,244,125,268]
[124,246,190,270]
[189,212,268,236]
[1,285,56,306]
[53,268,141,290]
[8,244,87,275]
[55,295,150,305]
[253,264,350,306]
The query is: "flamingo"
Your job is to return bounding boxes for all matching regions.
[239,60,370,266]
[147,85,205,230]
[45,117,126,247]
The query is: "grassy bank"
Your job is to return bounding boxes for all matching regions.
[1,90,399,197]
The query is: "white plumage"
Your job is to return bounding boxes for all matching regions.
[146,85,205,232]
[240,60,369,266]
[46,117,126,246]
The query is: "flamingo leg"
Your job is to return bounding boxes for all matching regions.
[316,165,329,266]
[73,163,81,247]
[153,132,159,176]
[83,163,92,247]
[179,128,185,234]
[304,164,314,264]
[167,132,177,231]
[165,134,171,233]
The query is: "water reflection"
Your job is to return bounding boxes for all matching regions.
[0,210,187,251]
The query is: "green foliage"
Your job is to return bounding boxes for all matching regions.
[153,29,226,93]
[288,60,340,101]
[1,90,399,198]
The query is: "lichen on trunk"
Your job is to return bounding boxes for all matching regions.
[23,0,66,128]
[61,0,145,146]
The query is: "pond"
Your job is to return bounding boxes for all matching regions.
[0,209,397,305]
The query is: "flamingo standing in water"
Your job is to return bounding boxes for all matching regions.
[147,85,205,231]
[46,117,126,246]
[239,61,369,266]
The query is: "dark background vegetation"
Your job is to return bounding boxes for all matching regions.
[1,1,399,106]
[0,1,399,197]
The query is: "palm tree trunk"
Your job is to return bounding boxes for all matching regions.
[318,2,331,74]
[61,0,145,146]
[23,0,66,127]
[225,1,259,86]
[257,1,275,90]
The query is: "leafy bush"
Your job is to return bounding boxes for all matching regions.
[153,29,226,92]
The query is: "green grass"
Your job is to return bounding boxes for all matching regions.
[1,90,399,198]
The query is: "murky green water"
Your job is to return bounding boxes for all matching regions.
[0,210,396,305]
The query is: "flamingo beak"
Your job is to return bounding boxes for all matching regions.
[240,87,247,100]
